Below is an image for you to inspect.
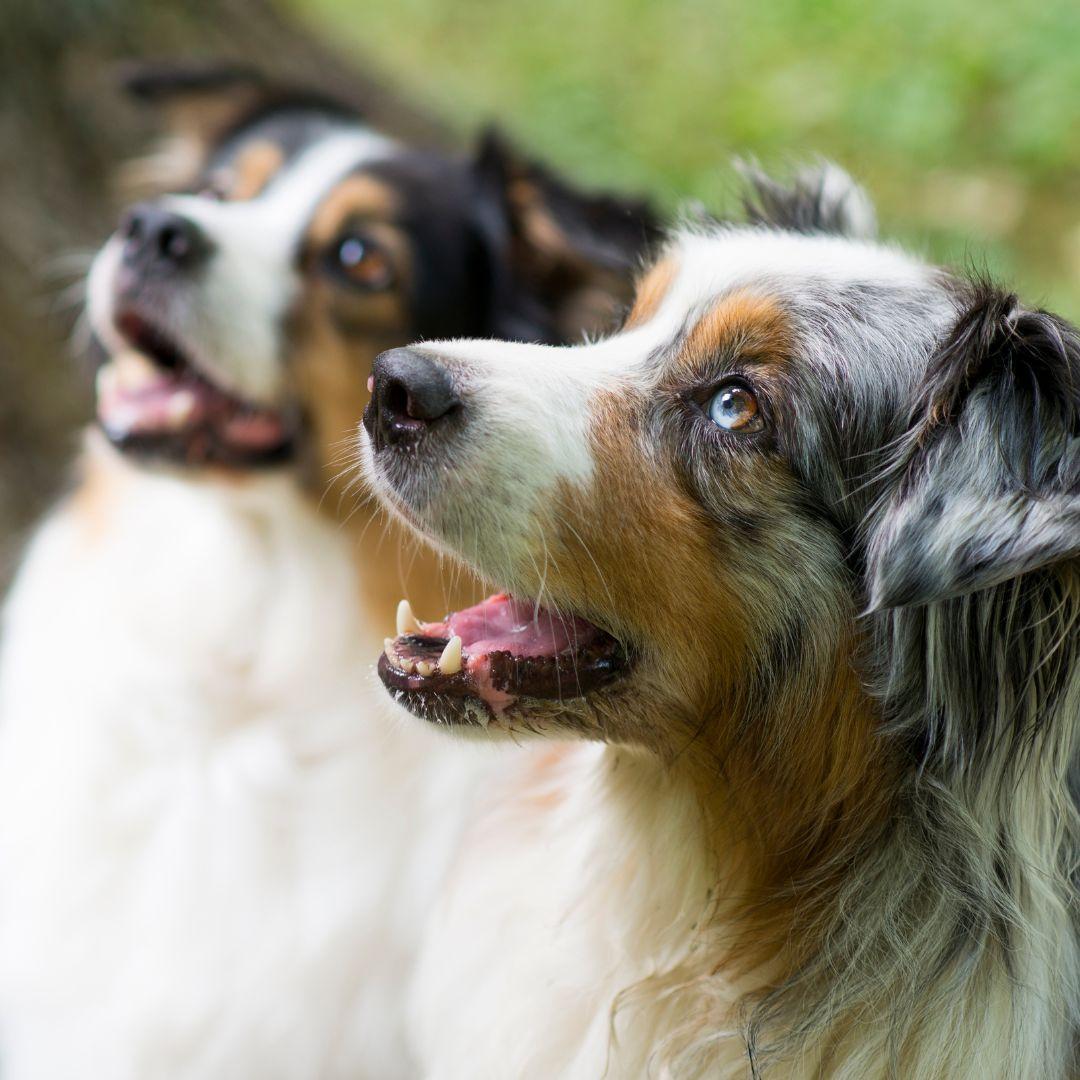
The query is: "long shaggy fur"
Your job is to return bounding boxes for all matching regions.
[365,164,1079,1078]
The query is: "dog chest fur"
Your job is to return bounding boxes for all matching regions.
[0,440,482,1079]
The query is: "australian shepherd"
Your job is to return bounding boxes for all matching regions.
[0,64,656,1079]
[364,164,1079,1077]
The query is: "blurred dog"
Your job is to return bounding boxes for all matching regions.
[365,165,1078,1077]
[0,64,656,1079]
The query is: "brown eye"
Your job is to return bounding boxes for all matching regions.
[332,234,394,290]
[707,382,763,433]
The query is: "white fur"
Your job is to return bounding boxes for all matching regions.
[381,228,1059,1078]
[0,438,488,1079]
[408,744,747,1079]
[375,227,935,596]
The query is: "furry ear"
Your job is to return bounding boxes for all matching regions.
[739,160,877,239]
[120,61,268,147]
[116,61,269,195]
[471,128,660,343]
[867,284,1080,610]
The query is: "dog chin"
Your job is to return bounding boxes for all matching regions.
[382,673,615,742]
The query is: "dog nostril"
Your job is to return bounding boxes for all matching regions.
[369,347,461,449]
[158,224,190,263]
[119,202,208,271]
[384,378,411,421]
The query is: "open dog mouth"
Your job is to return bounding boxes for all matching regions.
[378,592,627,726]
[95,311,295,468]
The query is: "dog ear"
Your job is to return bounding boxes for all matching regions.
[116,61,270,194]
[867,284,1080,610]
[739,160,877,239]
[120,61,268,148]
[470,128,660,343]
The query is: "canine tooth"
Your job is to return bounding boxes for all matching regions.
[95,363,118,400]
[384,637,395,660]
[438,635,462,675]
[415,661,434,677]
[114,350,157,390]
[399,658,416,675]
[396,599,420,636]
[165,390,197,426]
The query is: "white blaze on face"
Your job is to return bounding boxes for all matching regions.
[422,226,935,488]
[379,318,673,584]
[369,228,936,585]
[87,126,400,405]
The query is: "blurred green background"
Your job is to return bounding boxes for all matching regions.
[294,0,1080,319]
[2,0,1078,571]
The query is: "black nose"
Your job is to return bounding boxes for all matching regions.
[364,347,460,450]
[119,202,211,272]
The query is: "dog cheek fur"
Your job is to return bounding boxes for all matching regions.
[285,283,404,504]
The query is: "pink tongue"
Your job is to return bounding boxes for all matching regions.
[221,411,289,450]
[97,375,212,437]
[442,594,600,657]
[97,364,287,451]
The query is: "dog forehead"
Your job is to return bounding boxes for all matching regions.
[424,228,941,446]
[167,126,401,254]
[677,228,932,293]
[629,229,948,394]
[213,107,353,166]
[257,126,402,222]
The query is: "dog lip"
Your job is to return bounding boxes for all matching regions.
[377,594,629,723]
[98,309,298,469]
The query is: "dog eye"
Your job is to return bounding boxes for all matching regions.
[331,234,394,291]
[706,382,763,433]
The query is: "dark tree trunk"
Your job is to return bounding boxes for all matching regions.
[0,0,442,576]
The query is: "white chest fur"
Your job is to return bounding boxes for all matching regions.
[0,449,480,1080]
[407,744,739,1080]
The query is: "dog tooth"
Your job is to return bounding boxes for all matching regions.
[384,637,395,660]
[165,390,197,426]
[399,657,416,675]
[438,635,462,675]
[114,350,155,387]
[415,660,434,677]
[95,363,118,399]
[396,599,420,636]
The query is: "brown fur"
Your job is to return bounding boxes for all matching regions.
[305,175,401,246]
[70,433,133,545]
[286,178,460,622]
[505,177,640,340]
[678,290,792,374]
[623,257,678,329]
[529,291,892,999]
[224,139,285,200]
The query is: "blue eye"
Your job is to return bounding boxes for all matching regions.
[706,383,763,432]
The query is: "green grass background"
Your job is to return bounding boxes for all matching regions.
[294,0,1080,318]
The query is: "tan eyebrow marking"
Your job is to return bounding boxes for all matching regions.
[623,256,679,329]
[307,175,400,247]
[678,291,791,371]
[229,140,286,201]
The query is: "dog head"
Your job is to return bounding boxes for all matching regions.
[86,63,658,484]
[362,164,1079,768]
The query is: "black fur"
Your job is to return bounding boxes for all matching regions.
[122,63,658,349]
[740,161,876,239]
[869,281,1080,610]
